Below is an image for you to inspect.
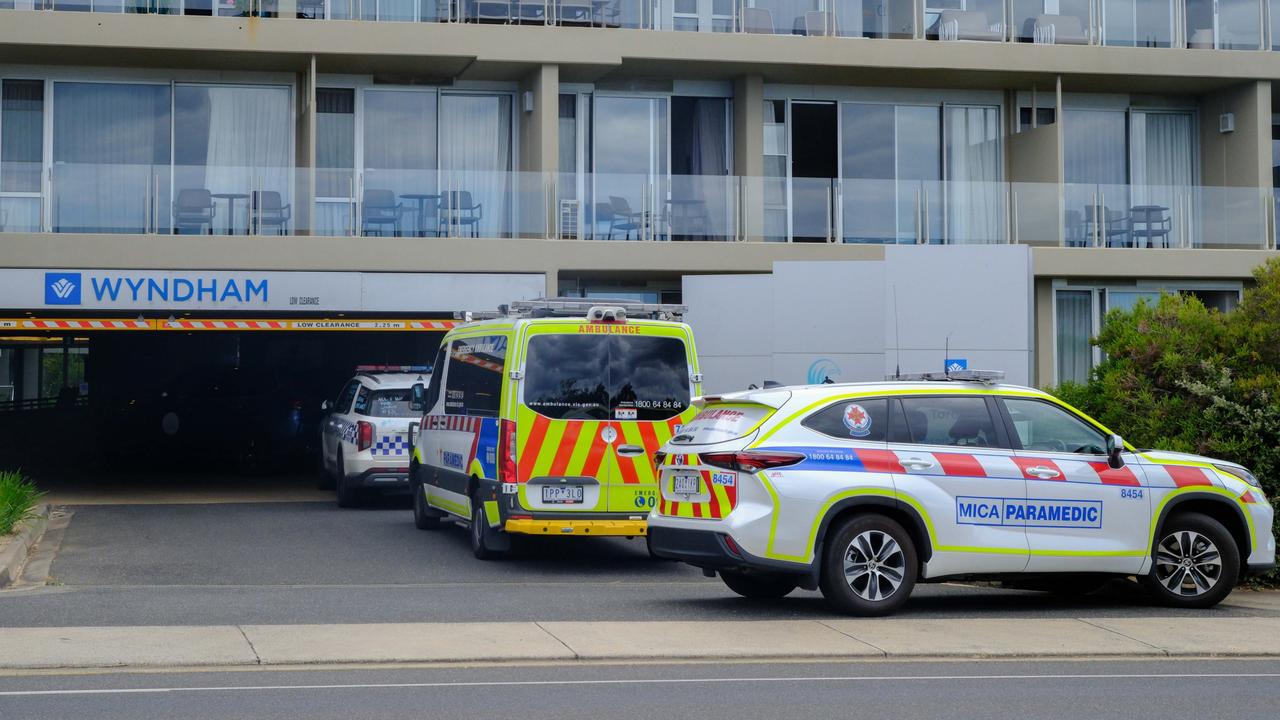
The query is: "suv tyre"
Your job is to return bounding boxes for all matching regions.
[1141,512,1239,609]
[820,513,918,617]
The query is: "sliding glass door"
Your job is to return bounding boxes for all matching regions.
[363,89,437,237]
[52,82,172,234]
[0,80,44,233]
[592,95,668,240]
[439,93,512,238]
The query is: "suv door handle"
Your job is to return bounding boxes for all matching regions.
[616,445,645,457]
[901,457,936,470]
[1025,466,1061,479]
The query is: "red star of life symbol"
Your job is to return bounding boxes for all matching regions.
[846,405,867,425]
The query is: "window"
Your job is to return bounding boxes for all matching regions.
[898,396,1000,448]
[424,343,447,412]
[1,80,43,194]
[355,388,417,418]
[316,88,354,199]
[1002,398,1107,454]
[523,334,690,421]
[803,398,889,442]
[1056,289,1094,385]
[444,336,507,418]
[334,380,360,414]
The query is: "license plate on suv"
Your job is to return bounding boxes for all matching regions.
[672,474,701,495]
[542,485,585,504]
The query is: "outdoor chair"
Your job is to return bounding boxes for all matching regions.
[801,10,831,36]
[361,189,404,237]
[440,190,484,238]
[1130,206,1172,248]
[741,7,774,34]
[1032,14,1090,45]
[172,188,216,235]
[251,191,292,236]
[936,10,1003,42]
[607,195,645,240]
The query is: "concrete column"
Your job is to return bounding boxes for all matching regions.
[294,55,316,236]
[1198,80,1272,248]
[518,64,559,239]
[734,75,765,242]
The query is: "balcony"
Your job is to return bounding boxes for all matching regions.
[0,162,1272,249]
[0,0,1274,51]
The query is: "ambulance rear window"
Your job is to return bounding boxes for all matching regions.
[670,403,774,445]
[523,334,691,421]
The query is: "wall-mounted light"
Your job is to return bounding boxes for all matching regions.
[522,90,534,114]
[1219,113,1235,134]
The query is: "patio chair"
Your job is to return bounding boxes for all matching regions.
[1032,14,1090,45]
[801,10,831,36]
[440,190,484,238]
[608,195,645,240]
[936,10,1003,42]
[741,6,774,34]
[251,191,292,236]
[172,188,216,235]
[1130,206,1172,248]
[361,189,404,237]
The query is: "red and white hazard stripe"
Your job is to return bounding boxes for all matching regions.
[408,320,456,331]
[166,319,287,331]
[23,319,151,330]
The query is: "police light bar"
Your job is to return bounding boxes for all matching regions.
[890,370,1005,384]
[355,365,433,373]
[507,298,688,321]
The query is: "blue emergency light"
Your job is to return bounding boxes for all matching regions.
[355,365,433,373]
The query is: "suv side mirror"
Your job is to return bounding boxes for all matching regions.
[410,383,426,412]
[1106,433,1125,469]
[321,399,331,412]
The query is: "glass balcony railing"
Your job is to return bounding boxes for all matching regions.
[2,0,1277,51]
[0,162,1273,249]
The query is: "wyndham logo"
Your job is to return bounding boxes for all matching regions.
[807,358,842,385]
[44,273,82,306]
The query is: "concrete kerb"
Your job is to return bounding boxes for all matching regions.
[0,503,50,588]
[2,617,1280,670]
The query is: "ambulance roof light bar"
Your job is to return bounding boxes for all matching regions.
[355,364,433,374]
[457,298,688,322]
[889,370,1006,384]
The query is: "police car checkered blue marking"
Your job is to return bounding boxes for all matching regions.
[371,435,410,457]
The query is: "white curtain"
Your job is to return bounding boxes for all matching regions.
[1055,290,1093,384]
[439,94,512,238]
[1131,111,1194,245]
[945,105,1001,244]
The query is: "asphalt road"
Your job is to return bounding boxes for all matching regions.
[1,501,1276,626]
[1,658,1277,720]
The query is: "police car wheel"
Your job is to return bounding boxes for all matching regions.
[1141,513,1239,609]
[820,514,918,617]
[335,451,359,508]
[470,500,504,560]
[719,570,798,599]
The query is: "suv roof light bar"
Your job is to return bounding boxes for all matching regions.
[887,370,1006,384]
[455,297,688,322]
[355,364,433,374]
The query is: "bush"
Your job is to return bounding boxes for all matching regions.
[1054,257,1280,582]
[0,471,43,537]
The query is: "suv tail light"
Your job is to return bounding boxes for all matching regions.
[356,421,374,452]
[700,451,804,473]
[499,419,518,483]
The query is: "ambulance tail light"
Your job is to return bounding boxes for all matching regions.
[499,419,518,483]
[700,451,804,473]
[356,421,374,452]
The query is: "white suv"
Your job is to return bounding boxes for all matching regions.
[319,366,432,507]
[647,377,1275,616]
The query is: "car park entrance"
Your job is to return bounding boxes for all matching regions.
[0,315,453,493]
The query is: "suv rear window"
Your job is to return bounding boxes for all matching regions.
[671,403,774,445]
[523,334,690,421]
[354,388,418,418]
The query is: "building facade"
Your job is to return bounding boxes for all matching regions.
[1,4,1278,418]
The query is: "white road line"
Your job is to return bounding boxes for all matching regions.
[3,672,1279,697]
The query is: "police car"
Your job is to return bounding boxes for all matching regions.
[647,371,1276,616]
[319,365,432,507]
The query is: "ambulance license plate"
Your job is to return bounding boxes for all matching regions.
[672,474,701,495]
[542,485,584,504]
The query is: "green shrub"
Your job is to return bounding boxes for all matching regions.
[0,471,43,537]
[1053,257,1280,583]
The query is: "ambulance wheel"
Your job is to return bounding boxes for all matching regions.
[1141,512,1239,609]
[820,514,918,617]
[471,499,505,560]
[412,473,443,531]
[719,570,798,599]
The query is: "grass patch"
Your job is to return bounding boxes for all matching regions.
[0,471,43,537]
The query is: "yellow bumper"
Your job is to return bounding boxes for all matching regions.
[504,518,648,536]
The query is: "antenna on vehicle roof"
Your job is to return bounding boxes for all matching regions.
[892,284,901,381]
[944,334,950,377]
